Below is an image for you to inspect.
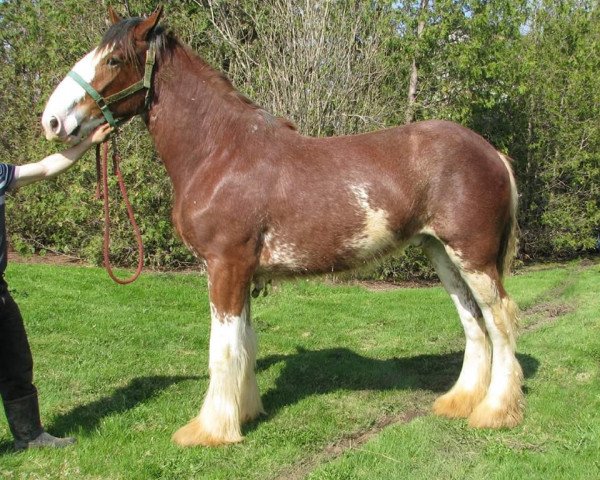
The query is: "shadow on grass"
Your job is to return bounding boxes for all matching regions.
[0,375,200,456]
[255,348,539,422]
[1,352,539,452]
[47,375,201,437]
[0,440,13,455]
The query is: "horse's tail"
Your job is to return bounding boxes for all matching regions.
[497,152,519,279]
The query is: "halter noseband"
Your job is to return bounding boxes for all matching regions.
[67,42,156,128]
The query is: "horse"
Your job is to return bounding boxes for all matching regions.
[41,6,523,447]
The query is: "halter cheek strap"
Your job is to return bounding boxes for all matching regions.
[67,42,156,128]
[68,70,118,127]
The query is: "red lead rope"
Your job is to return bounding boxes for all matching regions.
[95,139,144,284]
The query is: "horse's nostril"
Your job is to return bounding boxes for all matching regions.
[49,117,59,131]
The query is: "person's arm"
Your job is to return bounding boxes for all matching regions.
[11,124,113,189]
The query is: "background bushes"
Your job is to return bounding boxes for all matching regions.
[1,0,598,277]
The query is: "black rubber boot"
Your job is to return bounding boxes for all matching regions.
[3,393,76,451]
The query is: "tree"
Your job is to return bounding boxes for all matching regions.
[0,0,597,272]
[517,0,600,257]
[405,0,429,124]
[204,0,395,136]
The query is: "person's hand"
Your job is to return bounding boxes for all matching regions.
[89,123,114,145]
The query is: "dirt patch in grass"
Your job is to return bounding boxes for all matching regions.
[520,272,578,333]
[521,302,576,333]
[8,250,85,266]
[353,279,439,291]
[524,302,575,319]
[7,250,204,273]
[274,406,429,480]
[324,410,425,456]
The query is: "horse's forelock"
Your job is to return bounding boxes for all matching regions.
[99,18,168,66]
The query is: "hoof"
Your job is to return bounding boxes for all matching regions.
[468,400,523,429]
[433,388,485,419]
[172,419,243,447]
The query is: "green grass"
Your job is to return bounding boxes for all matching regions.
[0,260,598,479]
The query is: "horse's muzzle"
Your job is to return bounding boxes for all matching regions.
[42,115,64,141]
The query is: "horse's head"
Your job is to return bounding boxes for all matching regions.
[41,6,163,144]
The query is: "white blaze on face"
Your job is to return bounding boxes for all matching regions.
[41,47,111,144]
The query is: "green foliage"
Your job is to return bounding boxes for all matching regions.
[367,247,437,282]
[1,1,598,275]
[516,0,600,258]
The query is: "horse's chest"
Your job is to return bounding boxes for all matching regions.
[172,193,255,257]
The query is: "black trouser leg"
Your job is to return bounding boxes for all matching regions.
[0,280,37,403]
[0,278,76,449]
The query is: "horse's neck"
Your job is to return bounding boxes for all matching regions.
[145,44,258,191]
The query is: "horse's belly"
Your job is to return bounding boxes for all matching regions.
[257,231,308,275]
[257,223,403,277]
[258,184,419,276]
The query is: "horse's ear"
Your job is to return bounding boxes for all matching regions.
[134,5,164,41]
[107,6,122,25]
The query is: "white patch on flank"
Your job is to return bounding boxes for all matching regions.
[196,302,263,442]
[442,243,467,271]
[409,225,439,247]
[41,47,111,142]
[348,184,395,257]
[260,231,302,270]
[418,226,439,239]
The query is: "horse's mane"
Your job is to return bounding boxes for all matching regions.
[99,18,296,131]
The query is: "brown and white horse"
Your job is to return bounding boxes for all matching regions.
[42,7,523,446]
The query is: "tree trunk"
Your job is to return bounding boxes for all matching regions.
[405,0,428,124]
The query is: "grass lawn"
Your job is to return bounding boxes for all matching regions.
[0,260,598,479]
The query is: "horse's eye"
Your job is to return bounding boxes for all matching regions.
[107,57,121,67]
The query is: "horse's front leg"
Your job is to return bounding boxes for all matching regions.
[172,257,264,447]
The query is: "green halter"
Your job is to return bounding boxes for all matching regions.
[67,42,156,128]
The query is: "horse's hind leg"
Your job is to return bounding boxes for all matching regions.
[443,248,523,428]
[172,257,264,447]
[423,237,491,418]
